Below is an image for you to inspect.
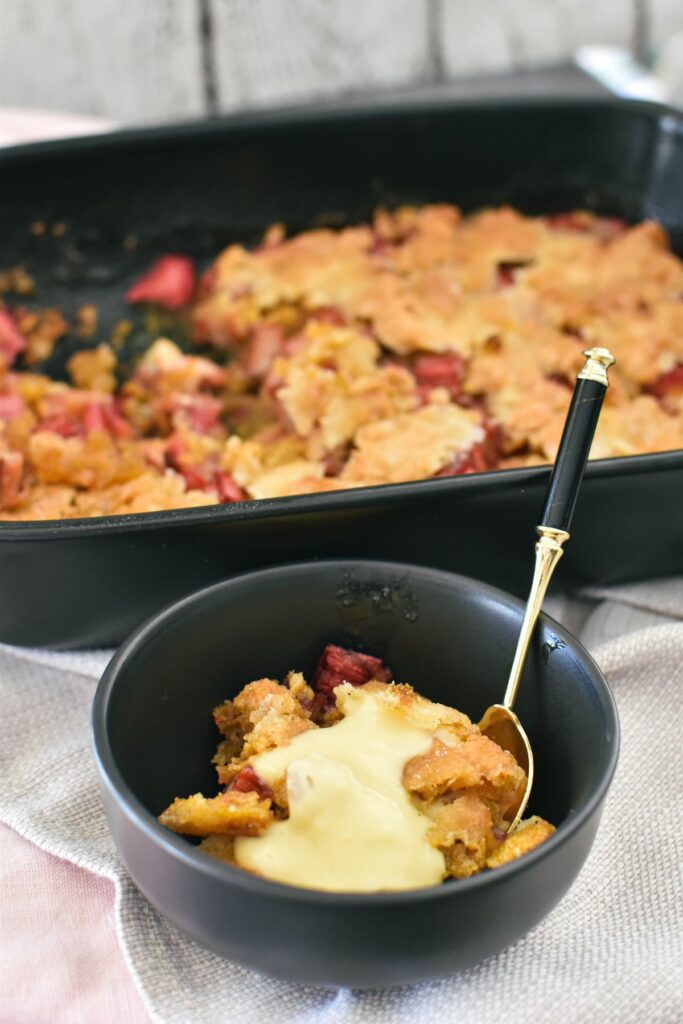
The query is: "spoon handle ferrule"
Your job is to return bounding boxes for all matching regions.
[503,527,568,709]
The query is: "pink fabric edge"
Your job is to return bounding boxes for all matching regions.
[0,820,151,1024]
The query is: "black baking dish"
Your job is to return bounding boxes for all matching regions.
[1,97,682,648]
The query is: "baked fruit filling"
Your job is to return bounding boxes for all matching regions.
[158,644,555,892]
[1,206,682,520]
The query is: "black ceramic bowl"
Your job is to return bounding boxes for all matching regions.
[92,560,619,988]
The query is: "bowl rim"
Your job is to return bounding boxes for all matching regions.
[92,558,620,906]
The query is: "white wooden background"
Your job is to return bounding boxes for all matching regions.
[0,0,681,124]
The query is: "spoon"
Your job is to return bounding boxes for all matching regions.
[479,347,615,832]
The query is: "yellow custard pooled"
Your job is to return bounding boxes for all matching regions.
[233,685,447,892]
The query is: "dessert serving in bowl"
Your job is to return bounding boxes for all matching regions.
[92,559,619,988]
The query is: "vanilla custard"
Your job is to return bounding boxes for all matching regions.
[234,685,446,891]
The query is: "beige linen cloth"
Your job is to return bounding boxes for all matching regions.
[1,578,682,1024]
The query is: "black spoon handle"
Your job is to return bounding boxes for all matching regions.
[540,348,615,535]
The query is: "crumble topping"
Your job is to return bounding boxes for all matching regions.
[1,205,681,520]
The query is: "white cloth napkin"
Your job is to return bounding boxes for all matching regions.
[1,580,682,1024]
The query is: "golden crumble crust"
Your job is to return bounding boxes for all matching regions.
[1,206,681,521]
[158,791,272,837]
[486,815,556,868]
[341,403,484,485]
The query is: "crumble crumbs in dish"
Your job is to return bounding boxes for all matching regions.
[158,644,555,892]
[1,206,682,520]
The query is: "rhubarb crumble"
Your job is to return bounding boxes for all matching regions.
[1,206,681,520]
[158,644,555,892]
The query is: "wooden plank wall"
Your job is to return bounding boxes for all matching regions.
[0,0,681,124]
[0,0,205,122]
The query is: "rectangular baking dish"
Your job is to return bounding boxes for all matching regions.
[1,97,681,648]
